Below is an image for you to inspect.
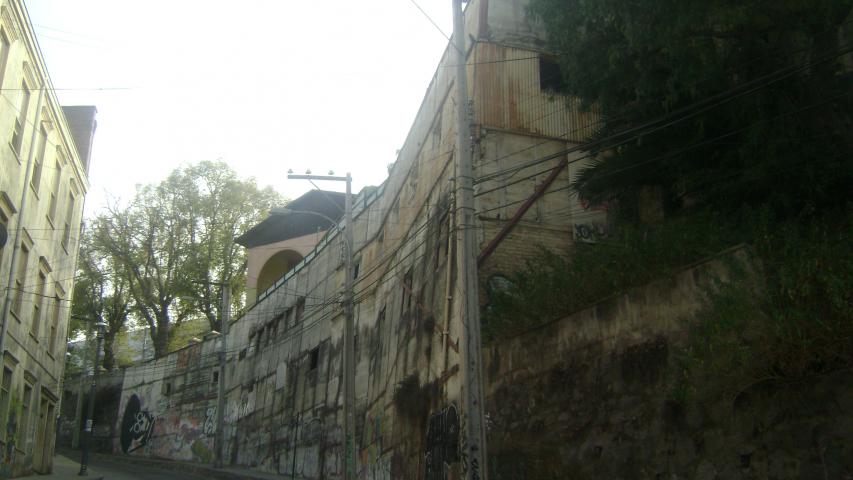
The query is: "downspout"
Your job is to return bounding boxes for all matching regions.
[476,158,568,267]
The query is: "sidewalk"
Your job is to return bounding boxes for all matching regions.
[52,449,281,480]
[17,453,106,480]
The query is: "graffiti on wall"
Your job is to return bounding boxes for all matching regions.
[176,344,201,370]
[425,404,459,480]
[203,406,216,436]
[573,222,612,243]
[120,394,156,454]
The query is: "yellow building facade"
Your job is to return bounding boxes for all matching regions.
[0,0,93,475]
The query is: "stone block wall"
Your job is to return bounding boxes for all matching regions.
[483,247,853,479]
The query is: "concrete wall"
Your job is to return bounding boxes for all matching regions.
[0,0,91,476]
[483,247,853,479]
[115,340,220,463]
[115,1,596,478]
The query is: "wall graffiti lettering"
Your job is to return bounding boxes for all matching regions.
[573,222,612,243]
[424,404,459,480]
[120,394,156,454]
[203,406,216,436]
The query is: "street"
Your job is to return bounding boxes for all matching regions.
[19,454,210,480]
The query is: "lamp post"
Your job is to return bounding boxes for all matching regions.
[78,321,106,476]
[280,171,354,480]
[214,283,231,468]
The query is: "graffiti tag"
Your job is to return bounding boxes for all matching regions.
[573,222,611,243]
[425,404,459,480]
[203,406,216,436]
[120,394,156,454]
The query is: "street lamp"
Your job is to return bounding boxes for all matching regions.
[78,321,106,476]
[282,172,355,480]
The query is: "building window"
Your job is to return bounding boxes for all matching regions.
[255,328,263,353]
[20,382,32,450]
[271,313,282,340]
[0,211,7,269]
[47,156,63,223]
[401,268,413,315]
[11,83,30,155]
[295,297,305,325]
[164,382,172,395]
[431,113,442,151]
[212,371,219,385]
[284,307,294,330]
[12,244,30,318]
[539,55,567,92]
[0,367,11,440]
[31,271,46,338]
[0,28,9,90]
[62,186,76,251]
[30,126,48,194]
[309,347,319,371]
[48,292,62,354]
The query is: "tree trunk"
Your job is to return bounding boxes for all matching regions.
[102,330,116,371]
[151,319,170,358]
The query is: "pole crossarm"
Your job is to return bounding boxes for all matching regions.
[286,174,349,182]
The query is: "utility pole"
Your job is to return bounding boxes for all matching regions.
[452,1,488,479]
[285,172,354,480]
[343,174,355,480]
[78,322,106,476]
[214,283,231,468]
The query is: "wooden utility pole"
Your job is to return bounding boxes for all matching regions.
[452,1,488,478]
[214,283,231,467]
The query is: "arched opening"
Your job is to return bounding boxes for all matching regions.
[257,249,304,295]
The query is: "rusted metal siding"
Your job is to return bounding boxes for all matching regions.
[472,43,601,143]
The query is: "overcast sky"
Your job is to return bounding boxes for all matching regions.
[24,0,453,217]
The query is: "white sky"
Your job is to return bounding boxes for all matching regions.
[23,0,454,217]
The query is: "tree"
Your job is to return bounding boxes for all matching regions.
[92,161,282,357]
[177,162,282,332]
[70,229,131,371]
[528,0,853,219]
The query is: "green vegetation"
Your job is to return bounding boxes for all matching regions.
[680,212,853,402]
[484,208,853,403]
[484,212,736,338]
[498,0,853,401]
[528,0,853,220]
[73,161,282,359]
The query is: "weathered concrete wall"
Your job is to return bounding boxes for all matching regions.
[113,1,592,478]
[483,247,853,479]
[116,341,220,463]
